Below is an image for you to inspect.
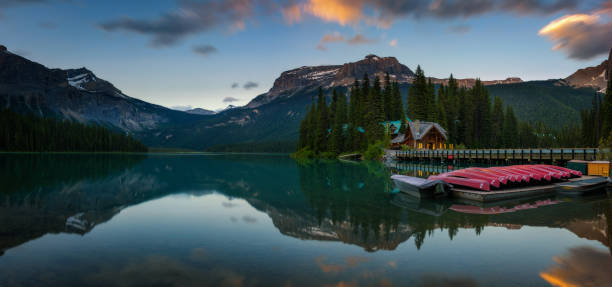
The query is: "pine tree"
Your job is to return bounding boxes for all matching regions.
[491,96,505,148]
[502,106,518,148]
[603,77,612,138]
[330,90,347,154]
[445,75,458,144]
[314,87,329,152]
[408,65,427,120]
[383,73,392,121]
[390,82,404,121]
[426,78,436,122]
[365,75,385,143]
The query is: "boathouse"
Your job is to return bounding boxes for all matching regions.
[390,120,447,150]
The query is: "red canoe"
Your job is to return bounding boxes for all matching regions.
[428,175,491,191]
[476,168,520,183]
[447,170,501,188]
[542,165,582,177]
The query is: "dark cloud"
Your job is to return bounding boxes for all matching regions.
[304,0,580,28]
[243,81,258,89]
[538,5,612,60]
[223,96,240,103]
[231,82,239,88]
[99,0,257,46]
[222,201,238,207]
[448,24,471,34]
[500,0,578,14]
[193,44,217,56]
[366,0,578,20]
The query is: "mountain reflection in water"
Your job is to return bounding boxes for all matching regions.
[0,154,610,286]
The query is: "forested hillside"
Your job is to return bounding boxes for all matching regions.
[0,110,148,152]
[486,81,597,128]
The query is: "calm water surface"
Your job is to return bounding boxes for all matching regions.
[0,154,611,287]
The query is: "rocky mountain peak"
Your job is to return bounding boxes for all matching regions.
[248,55,415,108]
[64,67,129,98]
[565,59,609,93]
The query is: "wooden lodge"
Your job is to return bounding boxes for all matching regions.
[389,120,448,150]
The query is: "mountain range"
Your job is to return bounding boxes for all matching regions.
[0,44,608,151]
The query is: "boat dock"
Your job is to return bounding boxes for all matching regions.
[395,148,599,163]
[450,176,605,202]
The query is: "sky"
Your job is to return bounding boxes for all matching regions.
[1,0,611,110]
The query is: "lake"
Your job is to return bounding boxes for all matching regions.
[0,153,610,287]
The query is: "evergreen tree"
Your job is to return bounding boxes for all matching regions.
[365,75,385,143]
[502,106,519,148]
[347,80,360,151]
[603,77,612,137]
[314,87,329,152]
[426,78,436,122]
[383,73,392,121]
[330,90,347,154]
[0,109,147,152]
[491,96,505,148]
[444,75,459,144]
[390,82,405,121]
[408,65,427,120]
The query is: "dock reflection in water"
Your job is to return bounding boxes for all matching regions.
[0,154,610,286]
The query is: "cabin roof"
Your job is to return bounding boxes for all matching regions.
[410,121,447,140]
[391,120,447,144]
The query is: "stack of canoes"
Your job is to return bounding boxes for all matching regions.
[428,164,582,191]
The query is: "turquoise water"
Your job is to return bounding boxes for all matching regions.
[0,154,610,286]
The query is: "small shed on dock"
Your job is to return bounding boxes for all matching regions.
[391,120,447,150]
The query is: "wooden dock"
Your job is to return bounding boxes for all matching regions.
[450,176,603,202]
[395,148,599,163]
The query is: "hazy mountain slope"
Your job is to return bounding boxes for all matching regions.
[0,47,201,132]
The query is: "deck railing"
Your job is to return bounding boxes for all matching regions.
[394,148,599,162]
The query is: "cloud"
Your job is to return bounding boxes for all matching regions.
[538,3,612,59]
[231,82,240,88]
[347,33,377,45]
[95,0,582,48]
[223,96,241,103]
[388,39,397,47]
[170,105,194,111]
[304,0,364,26]
[99,0,257,46]
[317,32,376,50]
[316,31,345,50]
[282,2,302,24]
[539,246,612,287]
[448,24,472,34]
[242,215,257,223]
[301,0,579,28]
[193,44,217,56]
[243,81,259,89]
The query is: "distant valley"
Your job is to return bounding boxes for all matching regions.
[0,44,608,151]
